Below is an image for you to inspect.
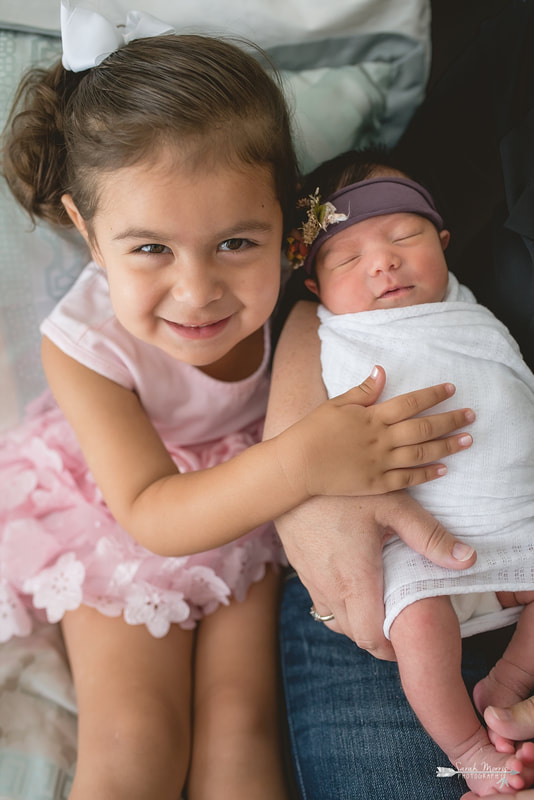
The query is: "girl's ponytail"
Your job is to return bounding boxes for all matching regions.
[2,61,81,227]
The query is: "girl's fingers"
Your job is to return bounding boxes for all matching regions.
[377,382,458,424]
[379,463,451,492]
[387,432,473,470]
[388,407,475,447]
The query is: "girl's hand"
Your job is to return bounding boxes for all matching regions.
[278,366,474,499]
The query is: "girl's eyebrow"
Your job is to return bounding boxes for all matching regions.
[112,220,275,242]
[113,227,172,242]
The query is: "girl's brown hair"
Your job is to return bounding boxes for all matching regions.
[2,34,298,229]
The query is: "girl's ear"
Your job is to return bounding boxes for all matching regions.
[304,277,320,297]
[440,229,451,251]
[61,194,89,242]
[61,194,103,265]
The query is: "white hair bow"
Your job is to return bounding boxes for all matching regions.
[61,0,175,73]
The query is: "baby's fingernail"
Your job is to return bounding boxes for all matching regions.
[452,542,475,561]
[371,365,379,379]
[465,409,476,423]
[436,466,447,476]
[445,383,456,395]
[458,434,472,446]
[487,706,512,721]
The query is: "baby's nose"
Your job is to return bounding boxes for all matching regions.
[367,249,401,275]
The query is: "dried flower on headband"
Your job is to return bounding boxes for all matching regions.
[286,188,348,269]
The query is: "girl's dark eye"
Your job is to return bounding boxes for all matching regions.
[220,238,246,252]
[138,244,170,255]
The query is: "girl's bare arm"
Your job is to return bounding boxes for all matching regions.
[42,326,473,560]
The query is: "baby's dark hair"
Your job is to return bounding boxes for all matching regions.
[299,146,408,205]
[2,34,298,230]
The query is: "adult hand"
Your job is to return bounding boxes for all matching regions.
[484,699,534,744]
[274,490,475,660]
[265,301,476,660]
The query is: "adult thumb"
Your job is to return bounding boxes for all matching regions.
[485,696,534,740]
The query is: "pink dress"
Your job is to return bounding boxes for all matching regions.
[0,262,285,641]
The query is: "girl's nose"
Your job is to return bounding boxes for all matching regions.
[170,259,222,307]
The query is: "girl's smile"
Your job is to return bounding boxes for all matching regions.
[163,316,232,340]
[64,149,284,378]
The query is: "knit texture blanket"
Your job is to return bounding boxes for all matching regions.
[317,273,534,637]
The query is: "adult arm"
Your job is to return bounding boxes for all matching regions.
[263,301,476,660]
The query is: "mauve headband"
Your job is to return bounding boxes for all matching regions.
[302,177,444,273]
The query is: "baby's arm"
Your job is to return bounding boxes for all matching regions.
[263,301,476,659]
[42,329,471,559]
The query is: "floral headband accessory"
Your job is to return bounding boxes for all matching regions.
[288,176,444,273]
[61,0,175,73]
[286,188,348,269]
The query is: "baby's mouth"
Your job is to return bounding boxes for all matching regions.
[379,285,414,299]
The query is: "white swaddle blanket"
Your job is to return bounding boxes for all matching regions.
[317,273,534,638]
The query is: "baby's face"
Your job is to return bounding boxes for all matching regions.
[306,212,450,314]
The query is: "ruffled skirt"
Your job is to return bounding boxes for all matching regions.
[0,393,285,641]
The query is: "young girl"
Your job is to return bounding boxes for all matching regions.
[285,149,534,795]
[0,7,475,798]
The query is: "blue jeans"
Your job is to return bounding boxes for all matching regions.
[280,572,514,800]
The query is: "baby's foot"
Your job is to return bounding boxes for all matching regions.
[516,741,534,774]
[451,727,529,796]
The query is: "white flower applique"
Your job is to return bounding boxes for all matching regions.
[123,583,190,638]
[183,565,231,616]
[23,552,85,623]
[0,579,32,642]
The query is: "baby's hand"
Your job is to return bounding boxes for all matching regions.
[284,368,474,498]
